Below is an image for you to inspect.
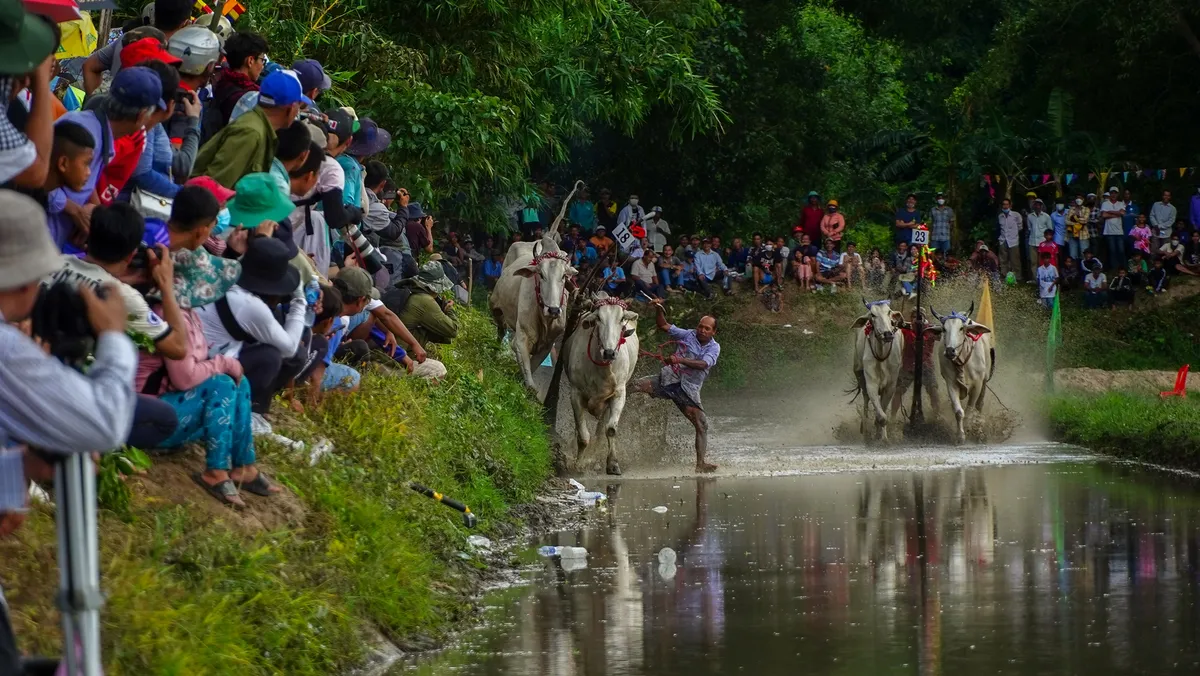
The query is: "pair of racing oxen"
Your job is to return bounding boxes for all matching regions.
[852,298,995,444]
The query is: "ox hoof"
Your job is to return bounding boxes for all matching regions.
[606,458,622,476]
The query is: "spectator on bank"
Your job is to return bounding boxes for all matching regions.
[336,267,441,379]
[194,235,308,422]
[1051,201,1067,247]
[482,249,504,289]
[1160,234,1187,274]
[1026,199,1051,273]
[119,58,185,202]
[1061,256,1080,290]
[693,238,727,299]
[404,202,435,254]
[0,7,56,192]
[1035,252,1058,309]
[590,225,613,256]
[842,242,865,290]
[568,185,596,232]
[631,250,663,299]
[165,25,219,176]
[1129,214,1153,257]
[866,247,886,289]
[1149,257,1169,293]
[969,240,999,280]
[40,121,94,214]
[382,261,459,348]
[891,240,915,297]
[797,191,823,244]
[645,206,670,251]
[1184,231,1200,276]
[929,192,954,255]
[814,238,847,292]
[895,193,920,244]
[1066,194,1090,261]
[202,31,269,139]
[1125,251,1148,287]
[83,0,192,95]
[595,188,617,231]
[1036,228,1059,263]
[1086,192,1103,254]
[997,198,1023,282]
[289,142,332,272]
[616,194,646,232]
[1083,264,1108,309]
[1110,266,1134,307]
[820,200,845,251]
[1081,249,1102,274]
[753,240,783,294]
[1122,188,1139,236]
[194,70,302,189]
[602,257,627,296]
[1149,190,1177,254]
[1189,186,1200,232]
[659,244,683,291]
[1100,187,1127,270]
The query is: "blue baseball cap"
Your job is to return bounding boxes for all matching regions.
[258,70,310,107]
[110,66,166,111]
[292,58,332,92]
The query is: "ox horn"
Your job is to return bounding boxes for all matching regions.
[967,301,975,319]
[532,240,543,259]
[929,306,944,322]
[862,295,870,309]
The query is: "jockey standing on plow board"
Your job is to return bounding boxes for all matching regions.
[629,298,721,473]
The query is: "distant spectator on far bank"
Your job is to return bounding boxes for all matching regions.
[796,191,823,245]
[929,192,954,255]
[895,193,920,244]
[569,185,595,232]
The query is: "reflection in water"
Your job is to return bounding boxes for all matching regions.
[405,462,1200,675]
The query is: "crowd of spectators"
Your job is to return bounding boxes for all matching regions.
[0,0,465,522]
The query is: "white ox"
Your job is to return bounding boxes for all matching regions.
[851,298,905,443]
[929,304,994,443]
[490,237,578,393]
[563,293,639,475]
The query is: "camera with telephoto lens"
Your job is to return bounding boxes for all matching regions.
[337,207,385,274]
[128,243,150,271]
[30,281,101,368]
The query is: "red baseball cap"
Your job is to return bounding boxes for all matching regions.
[186,176,236,207]
[121,37,183,68]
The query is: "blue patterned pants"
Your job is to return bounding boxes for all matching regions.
[159,375,255,472]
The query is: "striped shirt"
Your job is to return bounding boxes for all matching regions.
[928,206,953,242]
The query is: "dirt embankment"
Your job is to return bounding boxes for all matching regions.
[1054,367,1197,396]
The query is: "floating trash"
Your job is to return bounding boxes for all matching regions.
[651,506,668,514]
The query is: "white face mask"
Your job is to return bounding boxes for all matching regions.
[937,199,945,206]
[1056,204,1065,212]
[629,198,639,207]
[1075,199,1083,206]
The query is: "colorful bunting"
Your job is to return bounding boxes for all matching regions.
[221,0,245,20]
[1042,174,1051,184]
[1066,173,1076,184]
[1181,168,1189,178]
[1122,171,1129,182]
[194,0,213,13]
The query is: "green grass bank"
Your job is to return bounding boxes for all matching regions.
[0,309,552,675]
[1047,392,1200,469]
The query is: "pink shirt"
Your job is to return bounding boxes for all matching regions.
[1130,225,1152,253]
[820,213,846,241]
[135,307,242,394]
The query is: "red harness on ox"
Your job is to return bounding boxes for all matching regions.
[530,251,571,311]
[585,297,631,367]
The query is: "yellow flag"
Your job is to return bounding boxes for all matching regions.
[1181,168,1188,178]
[977,281,996,347]
[1098,171,1109,191]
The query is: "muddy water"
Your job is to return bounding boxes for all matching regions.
[404,447,1200,676]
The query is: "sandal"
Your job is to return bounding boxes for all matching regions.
[237,470,278,497]
[191,473,244,508]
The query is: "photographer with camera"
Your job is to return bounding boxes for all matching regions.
[48,202,190,449]
[318,108,385,274]
[0,191,141,672]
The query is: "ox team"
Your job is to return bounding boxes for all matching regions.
[489,225,721,475]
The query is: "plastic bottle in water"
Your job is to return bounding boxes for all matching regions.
[538,546,588,558]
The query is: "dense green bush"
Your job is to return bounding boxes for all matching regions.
[1048,392,1200,469]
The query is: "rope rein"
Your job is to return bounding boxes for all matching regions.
[639,340,684,374]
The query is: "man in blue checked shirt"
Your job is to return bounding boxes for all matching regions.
[692,238,728,299]
[929,192,954,256]
[0,192,139,670]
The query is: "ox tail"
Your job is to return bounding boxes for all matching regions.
[845,371,865,403]
[988,347,996,383]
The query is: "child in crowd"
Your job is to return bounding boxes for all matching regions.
[1036,229,1059,264]
[1060,256,1080,291]
[1083,265,1108,309]
[891,241,915,298]
[1125,251,1148,287]
[1128,214,1153,257]
[1035,252,1058,309]
[841,242,865,290]
[1109,266,1134,307]
[44,121,97,248]
[602,257,627,296]
[1149,257,1168,294]
[866,247,887,289]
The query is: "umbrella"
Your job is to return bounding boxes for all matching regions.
[56,12,97,60]
[21,0,81,23]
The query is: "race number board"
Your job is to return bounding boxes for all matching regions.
[611,222,637,252]
[910,228,930,246]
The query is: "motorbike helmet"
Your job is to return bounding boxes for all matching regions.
[167,25,221,75]
[140,2,155,25]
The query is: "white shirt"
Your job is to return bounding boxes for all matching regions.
[1084,273,1106,291]
[195,285,307,358]
[48,257,171,344]
[840,252,862,267]
[1036,264,1058,298]
[1100,200,1125,236]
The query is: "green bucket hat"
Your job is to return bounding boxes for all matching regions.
[0,0,56,75]
[226,172,296,228]
[148,247,242,309]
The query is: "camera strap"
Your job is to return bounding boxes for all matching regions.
[215,297,256,345]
